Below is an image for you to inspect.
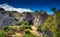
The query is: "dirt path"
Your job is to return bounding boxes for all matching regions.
[30,25,43,37]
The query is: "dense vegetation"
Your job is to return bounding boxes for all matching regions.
[0,21,39,37]
[37,8,60,37]
[0,8,60,37]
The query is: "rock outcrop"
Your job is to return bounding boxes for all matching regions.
[0,9,16,28]
[33,11,48,26]
[0,8,48,28]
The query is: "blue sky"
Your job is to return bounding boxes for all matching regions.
[0,0,60,14]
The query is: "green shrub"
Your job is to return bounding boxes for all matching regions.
[45,34,49,37]
[27,12,32,15]
[23,29,39,37]
[37,25,43,32]
[17,21,28,26]
[20,13,23,17]
[3,26,12,32]
[21,21,28,25]
[14,18,19,21]
[23,33,39,37]
[56,31,60,37]
[24,29,31,34]
[0,30,7,37]
[21,25,31,30]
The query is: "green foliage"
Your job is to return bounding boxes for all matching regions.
[27,12,32,15]
[20,13,23,17]
[3,26,12,32]
[51,8,60,37]
[20,21,28,25]
[37,25,43,32]
[24,29,31,34]
[0,8,60,37]
[39,12,57,37]
[0,30,7,37]
[45,34,49,37]
[23,33,39,37]
[14,18,19,21]
[56,32,60,37]
[51,8,56,12]
[17,21,28,26]
[17,21,32,30]
[21,25,31,30]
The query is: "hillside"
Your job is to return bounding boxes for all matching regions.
[0,8,60,37]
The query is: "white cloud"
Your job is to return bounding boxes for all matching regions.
[0,4,33,13]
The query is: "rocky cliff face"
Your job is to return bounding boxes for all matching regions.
[0,10,16,28]
[21,11,48,25]
[0,8,48,28]
[33,11,48,26]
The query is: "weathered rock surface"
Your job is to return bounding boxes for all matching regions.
[0,8,48,28]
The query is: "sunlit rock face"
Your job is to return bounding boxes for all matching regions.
[0,8,48,27]
[0,10,15,28]
[33,11,48,26]
[19,11,48,25]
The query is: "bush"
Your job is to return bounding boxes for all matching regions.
[18,21,31,30]
[56,31,60,37]
[24,29,31,34]
[20,13,23,17]
[3,26,12,32]
[17,21,29,26]
[21,21,28,25]
[23,33,39,37]
[21,25,31,30]
[14,18,19,21]
[37,25,42,32]
[45,34,49,37]
[0,30,7,37]
[27,12,32,15]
